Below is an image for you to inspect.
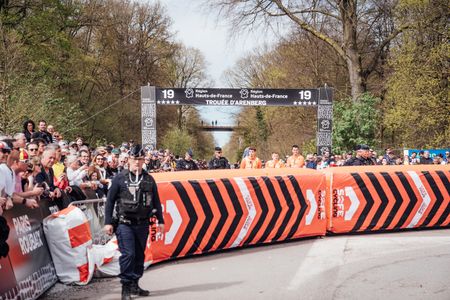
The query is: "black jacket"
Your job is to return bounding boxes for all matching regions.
[208,156,230,169]
[176,159,198,171]
[105,170,164,225]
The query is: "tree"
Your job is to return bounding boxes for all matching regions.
[208,0,409,101]
[333,93,381,153]
[166,46,212,130]
[383,0,449,148]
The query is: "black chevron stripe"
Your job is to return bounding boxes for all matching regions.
[243,177,268,245]
[271,176,295,242]
[421,171,444,227]
[393,172,418,229]
[379,172,404,230]
[203,180,228,252]
[433,170,450,227]
[186,180,214,255]
[436,171,450,196]
[171,181,198,258]
[217,179,243,249]
[286,175,308,240]
[256,177,282,244]
[365,172,389,231]
[350,173,375,231]
[434,202,450,227]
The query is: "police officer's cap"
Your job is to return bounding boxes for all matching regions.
[129,144,145,158]
[215,147,222,151]
[355,144,370,151]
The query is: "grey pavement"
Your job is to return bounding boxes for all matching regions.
[41,228,450,300]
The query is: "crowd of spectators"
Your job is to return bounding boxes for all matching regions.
[1,119,449,218]
[237,145,449,169]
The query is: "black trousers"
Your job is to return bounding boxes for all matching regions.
[116,223,149,284]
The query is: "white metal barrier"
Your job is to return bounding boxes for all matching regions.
[69,198,111,245]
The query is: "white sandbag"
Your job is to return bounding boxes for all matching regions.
[92,236,121,277]
[43,206,94,285]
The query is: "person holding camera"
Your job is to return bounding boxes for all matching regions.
[208,147,230,170]
[103,145,164,300]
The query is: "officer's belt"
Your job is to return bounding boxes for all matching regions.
[119,216,150,225]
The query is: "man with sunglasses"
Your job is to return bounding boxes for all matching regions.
[104,144,164,299]
[208,147,230,169]
[26,141,40,158]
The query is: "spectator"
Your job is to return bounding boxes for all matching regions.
[118,152,129,172]
[23,157,42,192]
[240,147,262,169]
[86,166,104,198]
[33,138,46,156]
[66,155,88,187]
[395,157,403,165]
[22,119,35,143]
[0,142,14,214]
[316,156,329,170]
[76,136,84,147]
[410,152,419,165]
[8,151,41,208]
[432,156,442,165]
[35,148,65,208]
[444,151,449,164]
[403,155,411,165]
[176,150,199,171]
[420,151,433,164]
[53,131,62,143]
[26,141,40,159]
[106,156,119,179]
[47,125,56,143]
[36,120,53,144]
[265,152,285,168]
[93,154,110,190]
[208,147,230,169]
[13,133,28,161]
[78,149,91,167]
[286,145,305,168]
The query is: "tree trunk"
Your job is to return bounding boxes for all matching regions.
[340,0,366,101]
[346,48,365,100]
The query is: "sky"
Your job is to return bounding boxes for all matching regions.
[157,0,281,146]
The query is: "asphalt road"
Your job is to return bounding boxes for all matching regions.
[42,228,450,300]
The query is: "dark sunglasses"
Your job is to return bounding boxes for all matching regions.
[29,148,38,152]
[1,149,11,154]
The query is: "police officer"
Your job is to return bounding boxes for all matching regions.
[176,150,198,171]
[344,144,375,166]
[103,144,164,300]
[208,147,230,169]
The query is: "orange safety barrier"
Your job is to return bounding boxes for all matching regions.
[148,168,327,264]
[324,165,450,233]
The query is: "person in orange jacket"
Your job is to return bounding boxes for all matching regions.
[265,152,285,168]
[240,146,262,169]
[286,145,305,168]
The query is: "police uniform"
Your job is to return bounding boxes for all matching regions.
[344,144,375,166]
[105,145,164,299]
[208,156,230,169]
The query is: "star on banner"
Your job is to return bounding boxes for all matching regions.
[293,101,298,105]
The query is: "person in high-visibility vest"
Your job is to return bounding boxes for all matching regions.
[265,152,285,168]
[240,147,262,169]
[286,145,305,168]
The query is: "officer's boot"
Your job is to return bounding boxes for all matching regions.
[130,280,150,296]
[121,283,132,300]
